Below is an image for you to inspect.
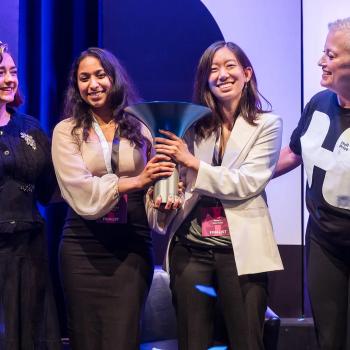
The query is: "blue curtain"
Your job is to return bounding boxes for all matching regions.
[19,0,101,132]
[18,0,101,335]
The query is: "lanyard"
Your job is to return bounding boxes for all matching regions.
[92,118,120,175]
[213,129,222,166]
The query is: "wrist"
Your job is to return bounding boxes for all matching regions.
[118,176,143,194]
[185,156,200,171]
[134,175,144,190]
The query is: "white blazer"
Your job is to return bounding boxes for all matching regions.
[147,112,284,276]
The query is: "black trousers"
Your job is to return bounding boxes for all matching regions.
[306,227,350,350]
[169,241,267,350]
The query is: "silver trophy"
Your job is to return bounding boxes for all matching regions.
[125,101,212,203]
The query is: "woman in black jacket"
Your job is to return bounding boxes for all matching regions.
[0,42,61,350]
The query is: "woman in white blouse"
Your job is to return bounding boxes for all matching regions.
[52,47,175,350]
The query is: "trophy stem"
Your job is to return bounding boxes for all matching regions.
[154,168,179,203]
[124,101,211,205]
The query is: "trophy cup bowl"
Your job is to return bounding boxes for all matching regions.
[124,101,212,203]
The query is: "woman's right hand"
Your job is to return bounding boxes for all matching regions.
[147,181,184,211]
[137,154,176,189]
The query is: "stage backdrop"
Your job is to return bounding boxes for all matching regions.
[102,0,303,316]
[2,0,350,320]
[0,0,19,62]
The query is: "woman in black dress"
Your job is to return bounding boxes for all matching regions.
[0,42,61,349]
[52,48,175,350]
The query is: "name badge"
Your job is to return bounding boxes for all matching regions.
[97,194,128,224]
[201,206,230,237]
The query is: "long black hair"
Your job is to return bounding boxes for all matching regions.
[193,41,271,140]
[63,47,145,148]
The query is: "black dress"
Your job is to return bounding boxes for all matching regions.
[0,110,61,350]
[60,191,154,350]
[52,118,154,350]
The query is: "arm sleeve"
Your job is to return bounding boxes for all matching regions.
[52,120,119,220]
[193,114,283,200]
[289,102,312,155]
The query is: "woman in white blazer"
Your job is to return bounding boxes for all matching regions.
[149,41,283,350]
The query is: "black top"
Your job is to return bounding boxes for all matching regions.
[175,133,232,248]
[0,109,56,233]
[290,90,350,246]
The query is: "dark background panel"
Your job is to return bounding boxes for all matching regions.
[102,0,224,101]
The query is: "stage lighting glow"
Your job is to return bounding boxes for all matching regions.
[195,284,217,297]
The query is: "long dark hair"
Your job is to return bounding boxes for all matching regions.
[63,47,145,148]
[0,41,23,108]
[193,41,271,140]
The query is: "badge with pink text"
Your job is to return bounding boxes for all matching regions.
[97,194,128,224]
[201,206,230,237]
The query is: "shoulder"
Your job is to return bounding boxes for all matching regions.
[52,118,84,145]
[310,89,333,102]
[306,89,335,111]
[21,113,41,127]
[11,111,41,129]
[10,111,51,142]
[256,112,282,128]
[53,118,78,135]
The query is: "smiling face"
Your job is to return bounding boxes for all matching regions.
[0,52,18,106]
[318,29,350,96]
[208,46,252,108]
[77,55,113,113]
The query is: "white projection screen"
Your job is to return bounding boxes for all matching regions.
[201,0,302,244]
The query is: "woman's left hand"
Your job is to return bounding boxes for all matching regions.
[154,130,199,170]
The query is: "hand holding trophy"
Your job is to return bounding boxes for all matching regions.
[124,101,211,204]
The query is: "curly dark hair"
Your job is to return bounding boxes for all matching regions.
[193,41,271,140]
[0,41,23,108]
[63,47,146,148]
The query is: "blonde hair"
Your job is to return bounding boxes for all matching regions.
[328,17,350,32]
[328,18,350,51]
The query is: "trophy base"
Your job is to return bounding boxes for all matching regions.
[153,169,179,204]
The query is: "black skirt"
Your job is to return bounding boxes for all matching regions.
[0,228,62,350]
[60,191,154,350]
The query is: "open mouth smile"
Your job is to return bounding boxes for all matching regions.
[0,87,15,92]
[217,82,234,88]
[321,69,331,77]
[88,90,105,97]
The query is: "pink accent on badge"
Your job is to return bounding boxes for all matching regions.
[201,206,230,237]
[97,194,128,224]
